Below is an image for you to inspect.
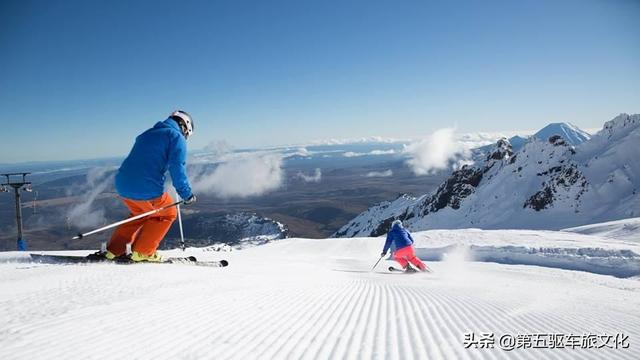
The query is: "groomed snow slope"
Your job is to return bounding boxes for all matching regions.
[1,229,639,360]
[564,217,640,243]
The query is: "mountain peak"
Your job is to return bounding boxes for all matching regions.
[601,113,640,138]
[486,137,514,161]
[533,122,591,146]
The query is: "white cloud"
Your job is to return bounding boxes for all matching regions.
[343,149,397,158]
[67,167,115,228]
[306,132,529,153]
[404,128,470,175]
[455,131,523,149]
[311,136,403,146]
[453,159,475,170]
[191,153,284,198]
[191,140,234,164]
[204,140,233,157]
[295,168,322,183]
[286,147,311,158]
[343,151,365,158]
[369,149,396,155]
[365,170,393,178]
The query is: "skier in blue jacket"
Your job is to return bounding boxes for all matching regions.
[382,220,428,272]
[105,110,196,262]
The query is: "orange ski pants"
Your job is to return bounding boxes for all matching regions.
[107,192,177,256]
[394,245,427,271]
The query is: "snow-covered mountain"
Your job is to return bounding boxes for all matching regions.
[474,121,590,155]
[163,212,289,249]
[564,217,640,242]
[533,122,591,146]
[335,114,639,237]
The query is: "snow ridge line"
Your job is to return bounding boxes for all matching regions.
[415,245,640,278]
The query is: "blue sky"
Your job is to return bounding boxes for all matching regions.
[0,0,638,162]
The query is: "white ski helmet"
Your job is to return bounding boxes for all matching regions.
[170,110,194,139]
[392,219,403,228]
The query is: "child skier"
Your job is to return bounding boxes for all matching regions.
[381,219,428,272]
[103,110,196,262]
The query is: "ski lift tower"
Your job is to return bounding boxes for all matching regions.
[1,173,32,251]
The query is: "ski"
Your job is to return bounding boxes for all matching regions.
[388,266,433,274]
[30,253,108,264]
[29,253,228,267]
[388,266,414,273]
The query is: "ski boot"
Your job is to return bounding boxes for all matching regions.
[130,251,164,263]
[86,250,119,261]
[86,243,118,261]
[403,264,419,273]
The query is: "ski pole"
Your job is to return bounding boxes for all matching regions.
[72,200,183,240]
[423,263,434,273]
[370,255,384,272]
[175,191,186,251]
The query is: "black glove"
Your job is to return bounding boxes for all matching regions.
[183,194,197,206]
[380,251,387,257]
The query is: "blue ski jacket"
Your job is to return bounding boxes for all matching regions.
[383,223,414,254]
[115,118,193,201]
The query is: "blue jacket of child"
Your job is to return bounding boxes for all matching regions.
[383,223,414,254]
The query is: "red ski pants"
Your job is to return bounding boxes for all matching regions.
[107,192,177,256]
[394,246,426,270]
